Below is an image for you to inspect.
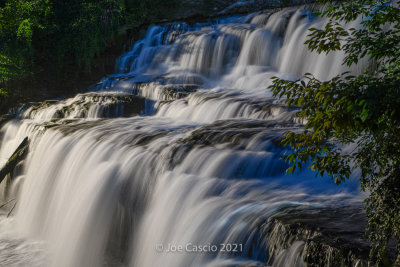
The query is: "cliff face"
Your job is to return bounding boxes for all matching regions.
[166,0,315,20]
[261,207,372,266]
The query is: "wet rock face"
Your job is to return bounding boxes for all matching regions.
[172,0,315,20]
[18,93,146,121]
[121,95,147,117]
[179,119,294,148]
[262,207,371,267]
[133,82,199,101]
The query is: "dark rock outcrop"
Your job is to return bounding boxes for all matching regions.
[262,207,372,266]
[0,137,29,185]
[169,0,316,21]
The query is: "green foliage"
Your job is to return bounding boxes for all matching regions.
[0,0,181,113]
[48,0,122,70]
[122,0,181,26]
[17,19,33,41]
[0,0,49,81]
[0,54,23,83]
[0,0,122,113]
[269,0,400,264]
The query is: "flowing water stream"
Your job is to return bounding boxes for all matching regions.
[0,7,366,267]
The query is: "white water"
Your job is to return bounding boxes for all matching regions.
[0,7,366,267]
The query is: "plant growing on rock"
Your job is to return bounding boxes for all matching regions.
[269,0,400,264]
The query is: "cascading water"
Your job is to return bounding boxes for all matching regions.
[0,6,366,267]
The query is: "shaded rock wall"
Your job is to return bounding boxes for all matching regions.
[168,0,315,20]
[262,207,372,266]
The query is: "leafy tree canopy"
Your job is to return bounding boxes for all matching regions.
[0,0,123,112]
[0,0,123,87]
[0,0,181,111]
[269,0,400,264]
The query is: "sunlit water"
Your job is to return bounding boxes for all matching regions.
[0,7,366,267]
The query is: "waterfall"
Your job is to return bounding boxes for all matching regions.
[0,6,366,267]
